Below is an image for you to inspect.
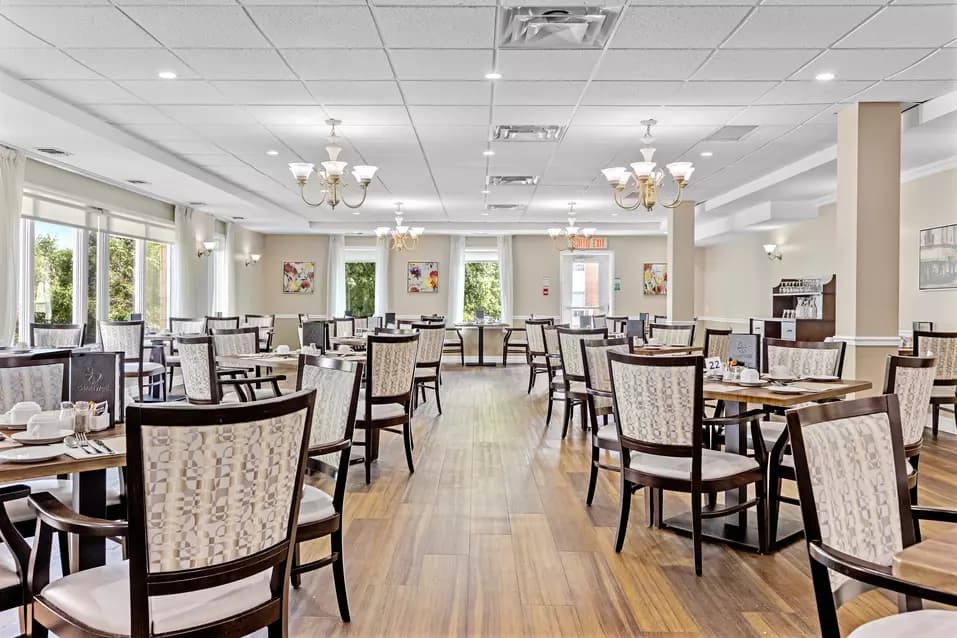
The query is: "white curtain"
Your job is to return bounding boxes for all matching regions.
[326,235,346,317]
[172,205,198,317]
[0,148,25,346]
[447,235,466,323]
[224,222,238,316]
[497,235,514,324]
[374,236,390,317]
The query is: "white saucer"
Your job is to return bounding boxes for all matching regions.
[806,375,840,382]
[0,446,62,463]
[764,375,798,384]
[736,380,769,387]
[11,429,73,445]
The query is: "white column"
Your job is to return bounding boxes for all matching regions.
[666,201,695,321]
[133,238,146,318]
[73,229,88,326]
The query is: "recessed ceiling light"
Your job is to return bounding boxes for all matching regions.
[482,149,495,156]
[700,151,713,157]
[157,70,177,80]
[480,189,490,194]
[481,212,489,216]
[484,72,502,80]
[266,150,279,156]
[815,72,835,82]
[611,213,618,217]
[352,211,360,215]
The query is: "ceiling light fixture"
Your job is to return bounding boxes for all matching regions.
[483,149,495,156]
[548,202,595,251]
[601,119,693,212]
[485,72,502,80]
[288,119,378,211]
[375,202,424,252]
[480,189,491,194]
[157,70,177,80]
[266,150,279,156]
[815,72,835,82]
[700,151,713,157]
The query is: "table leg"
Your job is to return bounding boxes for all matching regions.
[722,401,749,529]
[70,469,107,571]
[465,326,498,367]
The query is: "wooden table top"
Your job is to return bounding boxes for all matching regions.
[634,345,703,356]
[0,427,126,482]
[893,527,957,594]
[703,378,872,407]
[454,322,509,328]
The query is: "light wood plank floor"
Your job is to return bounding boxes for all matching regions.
[2,362,955,637]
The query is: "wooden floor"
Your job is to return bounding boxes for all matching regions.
[3,362,956,637]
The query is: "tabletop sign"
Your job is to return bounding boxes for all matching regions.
[301,321,327,353]
[70,351,123,426]
[704,356,723,371]
[626,319,645,345]
[728,333,760,370]
[579,315,594,329]
[476,309,485,321]
[385,312,396,328]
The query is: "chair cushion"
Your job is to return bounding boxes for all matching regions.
[629,449,760,481]
[848,610,957,637]
[124,361,164,376]
[39,561,272,636]
[414,369,438,381]
[746,420,787,449]
[596,426,619,447]
[355,393,407,421]
[298,485,336,525]
[0,543,20,590]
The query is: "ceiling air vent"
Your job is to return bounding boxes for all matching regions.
[34,147,73,157]
[493,124,564,142]
[486,203,524,212]
[499,6,620,49]
[704,125,759,142]
[487,175,539,186]
[126,179,150,185]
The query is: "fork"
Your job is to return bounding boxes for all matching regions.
[77,432,101,455]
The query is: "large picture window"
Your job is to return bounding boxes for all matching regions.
[464,247,501,321]
[345,261,375,317]
[32,221,75,324]
[108,236,136,320]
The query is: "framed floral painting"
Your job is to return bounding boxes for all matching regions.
[408,261,438,293]
[643,263,668,295]
[282,260,315,294]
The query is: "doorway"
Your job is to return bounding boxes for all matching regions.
[559,250,614,326]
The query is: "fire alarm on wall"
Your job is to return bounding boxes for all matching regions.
[542,276,551,296]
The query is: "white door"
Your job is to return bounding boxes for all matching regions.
[559,250,614,325]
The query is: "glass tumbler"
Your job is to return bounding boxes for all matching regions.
[74,401,91,434]
[59,401,75,432]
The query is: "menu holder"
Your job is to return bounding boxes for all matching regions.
[385,312,396,328]
[626,319,646,346]
[301,321,327,354]
[727,333,760,371]
[70,350,123,426]
[476,309,485,321]
[579,315,594,329]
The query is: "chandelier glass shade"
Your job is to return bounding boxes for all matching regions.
[288,119,378,211]
[375,203,424,252]
[547,203,595,251]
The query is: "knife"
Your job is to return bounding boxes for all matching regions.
[92,439,115,454]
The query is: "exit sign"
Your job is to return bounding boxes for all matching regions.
[571,236,607,249]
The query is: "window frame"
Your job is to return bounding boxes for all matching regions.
[462,245,502,322]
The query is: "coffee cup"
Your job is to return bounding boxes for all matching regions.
[9,401,41,424]
[275,344,290,354]
[27,413,61,438]
[740,368,760,383]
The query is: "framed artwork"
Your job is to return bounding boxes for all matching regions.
[282,260,315,294]
[643,263,668,296]
[919,223,957,290]
[408,261,439,293]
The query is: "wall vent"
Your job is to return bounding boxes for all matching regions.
[704,125,759,142]
[499,6,620,49]
[487,175,539,186]
[126,179,150,185]
[493,124,564,142]
[34,147,73,157]
[485,203,525,212]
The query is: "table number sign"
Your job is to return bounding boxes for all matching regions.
[704,356,723,371]
[70,351,123,426]
[727,334,760,370]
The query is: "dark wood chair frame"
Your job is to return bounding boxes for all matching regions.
[786,394,957,638]
[443,326,465,366]
[883,355,937,511]
[292,355,363,621]
[204,315,240,332]
[581,337,630,506]
[524,318,553,394]
[649,322,696,347]
[912,321,934,332]
[177,334,284,405]
[913,330,957,437]
[410,323,445,415]
[502,327,527,367]
[608,352,768,575]
[98,320,166,403]
[354,334,419,485]
[604,315,628,334]
[28,323,86,348]
[165,316,208,392]
[0,484,32,632]
[27,390,317,638]
[332,317,356,338]
[243,314,276,352]
[210,327,286,400]
[542,323,569,427]
[556,327,608,439]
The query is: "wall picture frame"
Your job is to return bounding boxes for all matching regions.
[408,261,439,293]
[282,260,316,294]
[919,223,957,290]
[643,263,668,296]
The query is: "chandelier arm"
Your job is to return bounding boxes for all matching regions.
[298,183,328,208]
[340,184,369,210]
[660,182,688,210]
[612,187,645,212]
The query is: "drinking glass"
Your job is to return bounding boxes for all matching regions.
[74,401,91,434]
[59,401,75,431]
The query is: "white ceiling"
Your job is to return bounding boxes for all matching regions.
[0,0,955,237]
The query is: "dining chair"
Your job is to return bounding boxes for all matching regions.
[649,322,695,347]
[354,316,369,332]
[703,328,731,361]
[99,319,166,402]
[556,327,608,439]
[502,326,528,367]
[420,314,445,323]
[293,355,363,621]
[243,313,276,351]
[26,390,317,638]
[608,352,767,574]
[524,318,552,394]
[0,484,32,632]
[412,322,446,415]
[205,315,240,332]
[653,314,667,323]
[210,327,285,401]
[165,316,207,392]
[333,316,356,338]
[543,323,569,426]
[913,321,934,333]
[298,313,326,327]
[443,325,465,366]
[605,315,628,335]
[581,337,631,505]
[786,394,957,638]
[883,355,936,510]
[29,323,85,348]
[912,330,957,437]
[354,333,420,484]
[177,334,285,404]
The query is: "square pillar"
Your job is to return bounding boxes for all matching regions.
[667,201,695,321]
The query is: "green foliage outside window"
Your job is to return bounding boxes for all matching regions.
[33,233,73,324]
[345,261,376,317]
[463,261,501,321]
[108,236,135,320]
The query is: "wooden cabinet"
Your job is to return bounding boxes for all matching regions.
[751,275,836,342]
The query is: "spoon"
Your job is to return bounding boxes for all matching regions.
[63,435,94,455]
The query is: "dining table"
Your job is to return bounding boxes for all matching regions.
[633,344,703,356]
[454,321,509,367]
[661,376,873,552]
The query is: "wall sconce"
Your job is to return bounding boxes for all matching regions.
[245,253,261,267]
[763,243,783,261]
[197,240,216,258]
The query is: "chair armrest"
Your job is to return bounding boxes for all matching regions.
[220,374,286,385]
[810,541,957,608]
[702,409,766,426]
[310,439,351,456]
[28,492,128,537]
[0,484,31,503]
[216,367,250,377]
[911,506,957,524]
[587,388,613,398]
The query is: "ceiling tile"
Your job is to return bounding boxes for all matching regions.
[755,80,874,105]
[65,49,198,80]
[374,7,494,48]
[173,49,295,81]
[122,6,269,48]
[409,106,488,126]
[0,49,99,80]
[212,81,315,105]
[582,82,683,106]
[571,105,741,126]
[492,105,574,126]
[726,6,877,48]
[791,48,936,81]
[245,106,328,126]
[892,49,957,81]
[122,123,197,141]
[610,6,752,49]
[694,50,818,81]
[493,81,584,106]
[668,81,776,106]
[304,81,403,105]
[390,49,491,80]
[595,49,711,81]
[282,49,393,80]
[400,81,490,105]
[849,80,957,102]
[729,104,830,125]
[118,80,229,104]
[0,16,51,47]
[30,80,143,105]
[497,50,600,80]
[0,7,156,48]
[85,104,175,125]
[323,106,410,126]
[159,105,259,125]
[247,6,381,48]
[836,6,957,48]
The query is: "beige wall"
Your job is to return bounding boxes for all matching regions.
[389,235,450,317]
[230,224,265,317]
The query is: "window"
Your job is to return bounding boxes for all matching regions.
[108,235,135,320]
[32,221,75,324]
[145,240,170,330]
[85,231,97,342]
[463,245,501,321]
[343,244,376,317]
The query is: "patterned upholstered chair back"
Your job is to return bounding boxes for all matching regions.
[334,317,355,338]
[99,320,145,361]
[543,324,564,357]
[609,353,701,448]
[205,316,240,332]
[884,355,936,449]
[649,323,694,347]
[582,338,631,394]
[605,316,627,334]
[354,316,369,332]
[169,317,207,335]
[557,328,608,380]
[125,390,314,589]
[243,315,274,330]
[786,395,913,604]
[298,313,326,327]
[297,355,363,470]
[367,334,419,399]
[175,336,219,404]
[764,338,845,377]
[525,319,550,356]
[704,328,731,361]
[211,327,260,356]
[0,354,69,412]
[29,323,84,348]
[913,332,957,381]
[411,323,445,366]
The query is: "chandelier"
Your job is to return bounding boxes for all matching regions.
[288,119,378,211]
[375,203,424,252]
[601,119,694,212]
[547,202,595,251]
